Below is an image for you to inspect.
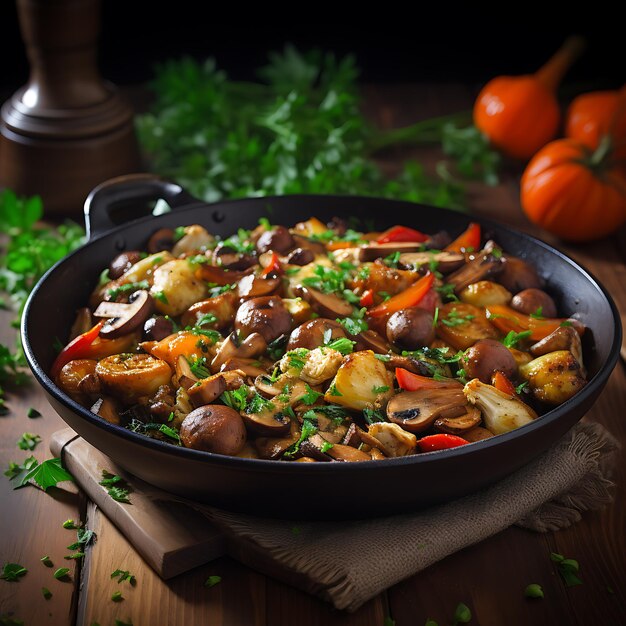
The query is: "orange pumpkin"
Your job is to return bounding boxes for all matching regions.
[565,87,626,162]
[474,37,585,160]
[521,138,626,241]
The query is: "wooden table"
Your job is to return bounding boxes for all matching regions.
[1,84,625,626]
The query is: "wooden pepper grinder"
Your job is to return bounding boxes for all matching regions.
[0,0,141,216]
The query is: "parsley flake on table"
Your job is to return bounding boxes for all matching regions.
[62,519,79,529]
[53,567,70,580]
[114,620,133,626]
[42,586,52,600]
[67,527,95,551]
[27,407,41,418]
[107,486,132,504]
[100,470,132,503]
[111,590,124,602]
[204,575,222,588]
[111,569,136,585]
[17,432,41,451]
[524,583,544,598]
[452,602,472,624]
[40,556,53,568]
[551,552,583,587]
[0,563,27,582]
[0,617,24,626]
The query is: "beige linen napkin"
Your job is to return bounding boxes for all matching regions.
[186,421,618,612]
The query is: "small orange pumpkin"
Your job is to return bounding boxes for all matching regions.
[474,37,585,160]
[521,138,626,241]
[565,87,626,162]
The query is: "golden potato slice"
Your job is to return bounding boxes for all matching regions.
[436,302,498,350]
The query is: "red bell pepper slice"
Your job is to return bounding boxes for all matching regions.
[445,222,481,253]
[417,433,468,453]
[260,251,282,277]
[368,272,435,318]
[491,371,516,395]
[377,225,429,244]
[359,289,374,307]
[51,321,105,379]
[395,367,461,391]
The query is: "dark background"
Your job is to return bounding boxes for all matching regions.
[0,3,623,92]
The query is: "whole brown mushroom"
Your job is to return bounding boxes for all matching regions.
[287,318,346,351]
[498,257,542,294]
[461,339,517,383]
[511,288,557,318]
[386,308,434,350]
[256,226,295,255]
[180,405,247,456]
[235,296,293,343]
[109,251,142,280]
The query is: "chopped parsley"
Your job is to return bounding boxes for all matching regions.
[285,348,309,371]
[17,432,41,451]
[501,330,532,348]
[64,553,85,560]
[111,590,124,602]
[53,567,70,580]
[153,290,169,304]
[363,408,387,424]
[187,356,211,379]
[107,280,149,300]
[453,602,472,624]
[551,552,582,587]
[67,527,95,551]
[42,587,52,600]
[301,264,354,299]
[40,556,53,568]
[107,487,132,503]
[372,385,390,393]
[441,309,475,327]
[204,575,222,588]
[245,392,275,414]
[221,228,255,254]
[173,226,186,241]
[195,313,218,327]
[435,282,459,302]
[221,386,249,412]
[529,306,544,319]
[207,282,236,298]
[374,353,391,362]
[301,384,323,405]
[560,320,573,327]
[327,382,342,396]
[524,583,544,599]
[267,334,288,361]
[323,330,355,356]
[515,381,528,394]
[283,415,318,458]
[383,251,401,268]
[100,469,133,503]
[320,441,334,453]
[338,307,368,335]
[27,408,41,418]
[111,569,137,585]
[0,563,27,582]
[308,404,348,420]
[99,470,123,486]
[62,519,79,529]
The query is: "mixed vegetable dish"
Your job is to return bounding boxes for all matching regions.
[51,217,587,462]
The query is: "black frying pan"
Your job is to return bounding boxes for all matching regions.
[21,174,622,519]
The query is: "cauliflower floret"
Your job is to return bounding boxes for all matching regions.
[172,224,215,256]
[368,422,417,457]
[300,347,343,386]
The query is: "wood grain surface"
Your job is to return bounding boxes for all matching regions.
[1,83,625,626]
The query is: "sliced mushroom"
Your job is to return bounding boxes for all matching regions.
[367,422,417,456]
[94,290,154,338]
[299,437,333,462]
[398,251,465,274]
[354,329,394,354]
[256,225,295,255]
[291,233,327,256]
[296,286,354,318]
[255,420,300,459]
[341,422,361,447]
[529,326,585,376]
[174,354,199,390]
[221,357,268,378]
[447,248,505,293]
[90,396,121,425]
[187,370,247,408]
[434,405,482,434]
[212,242,256,270]
[237,274,282,299]
[211,331,267,371]
[386,387,467,433]
[326,443,372,462]
[195,264,253,286]
[286,247,315,266]
[462,426,495,443]
[359,242,425,262]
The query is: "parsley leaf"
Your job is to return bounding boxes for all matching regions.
[441,309,475,327]
[524,583,544,599]
[111,590,124,602]
[100,468,133,503]
[283,414,318,458]
[320,442,334,453]
[17,432,41,451]
[324,336,355,356]
[67,527,95,551]
[501,330,532,349]
[11,457,74,492]
[372,385,390,393]
[187,356,211,379]
[363,408,387,424]
[99,470,123,487]
[300,384,323,405]
[452,602,472,625]
[42,587,52,600]
[111,569,137,586]
[551,552,583,587]
[107,487,132,504]
[62,519,79,529]
[107,280,150,300]
[27,407,41,418]
[0,563,27,582]
[204,575,222,588]
[53,567,70,580]
[221,386,249,412]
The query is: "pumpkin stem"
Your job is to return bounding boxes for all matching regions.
[535,36,586,92]
[590,135,614,167]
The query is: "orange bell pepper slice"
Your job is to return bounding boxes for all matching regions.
[368,272,435,318]
[51,321,104,379]
[445,222,481,253]
[417,433,468,452]
[376,225,428,244]
[395,367,461,391]
[491,371,516,395]
[486,304,583,342]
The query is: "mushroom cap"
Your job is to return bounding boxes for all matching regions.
[180,405,247,455]
[95,290,154,338]
[235,296,293,343]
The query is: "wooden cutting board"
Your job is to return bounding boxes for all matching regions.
[50,428,227,579]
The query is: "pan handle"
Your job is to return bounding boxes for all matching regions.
[84,173,197,240]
